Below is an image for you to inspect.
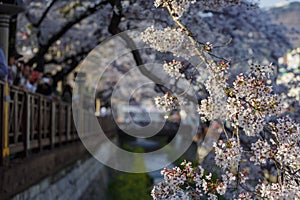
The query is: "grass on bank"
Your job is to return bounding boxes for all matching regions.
[106,145,153,200]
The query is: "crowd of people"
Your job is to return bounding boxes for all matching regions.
[0,48,72,103]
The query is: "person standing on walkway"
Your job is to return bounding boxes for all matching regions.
[0,48,8,81]
[8,52,23,84]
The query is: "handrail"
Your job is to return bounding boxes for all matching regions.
[0,80,111,165]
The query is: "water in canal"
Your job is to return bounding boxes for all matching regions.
[80,136,197,200]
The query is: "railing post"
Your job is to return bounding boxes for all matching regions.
[0,82,7,165]
[22,91,30,157]
[57,104,61,145]
[2,83,10,164]
[14,89,18,144]
[38,96,42,151]
[50,102,56,148]
[66,106,71,142]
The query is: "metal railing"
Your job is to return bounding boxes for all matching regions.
[0,81,80,163]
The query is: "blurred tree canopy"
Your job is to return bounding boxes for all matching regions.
[17,0,292,88]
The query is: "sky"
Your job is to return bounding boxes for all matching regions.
[259,0,300,8]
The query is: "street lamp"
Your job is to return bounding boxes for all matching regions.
[0,0,24,60]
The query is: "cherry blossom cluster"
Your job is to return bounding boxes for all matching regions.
[198,88,227,121]
[249,64,274,79]
[271,117,300,170]
[203,42,213,52]
[141,26,197,59]
[274,117,299,143]
[154,92,183,112]
[213,138,243,170]
[143,0,300,199]
[151,160,232,200]
[150,50,300,200]
[274,142,300,170]
[198,61,229,121]
[235,192,254,200]
[238,170,249,184]
[249,117,300,171]
[226,65,283,136]
[221,170,236,185]
[163,60,185,79]
[255,182,300,200]
[154,0,196,18]
[250,139,271,165]
[198,63,282,136]
[151,160,254,199]
[198,96,215,121]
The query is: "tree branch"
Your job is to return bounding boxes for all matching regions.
[27,0,109,70]
[33,0,58,27]
[51,44,100,85]
[108,2,198,103]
